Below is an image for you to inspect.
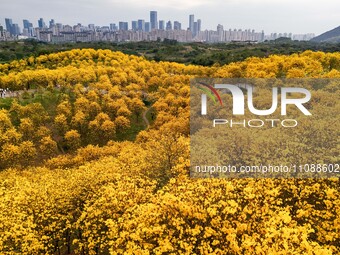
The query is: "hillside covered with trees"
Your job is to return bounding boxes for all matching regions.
[311,26,340,43]
[0,49,339,254]
[1,39,340,66]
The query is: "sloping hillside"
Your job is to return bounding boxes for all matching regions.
[311,26,340,43]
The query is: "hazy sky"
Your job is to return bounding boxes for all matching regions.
[0,0,339,35]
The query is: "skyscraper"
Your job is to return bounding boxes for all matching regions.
[217,24,224,41]
[159,20,165,30]
[137,19,145,31]
[49,19,55,28]
[197,19,201,34]
[193,22,198,37]
[88,24,95,31]
[110,23,117,31]
[145,22,151,32]
[174,21,181,30]
[23,19,31,29]
[217,24,224,33]
[0,24,4,37]
[38,18,46,28]
[189,14,194,32]
[150,11,158,30]
[12,24,20,35]
[132,21,138,31]
[23,19,33,37]
[166,21,172,31]
[119,22,128,31]
[5,18,13,35]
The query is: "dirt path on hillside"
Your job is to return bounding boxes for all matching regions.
[142,107,150,128]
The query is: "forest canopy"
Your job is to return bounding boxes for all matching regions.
[0,49,339,254]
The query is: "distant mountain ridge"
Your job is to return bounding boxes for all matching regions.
[311,26,340,43]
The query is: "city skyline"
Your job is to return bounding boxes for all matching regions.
[0,12,315,44]
[0,0,339,35]
[0,12,319,38]
[0,11,317,44]
[1,13,205,36]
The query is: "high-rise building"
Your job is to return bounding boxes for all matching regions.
[189,14,194,32]
[217,24,224,41]
[137,19,145,31]
[193,22,198,37]
[166,21,172,31]
[110,23,117,31]
[197,19,201,33]
[99,26,110,32]
[174,21,181,30]
[0,24,4,37]
[88,24,95,31]
[63,25,72,32]
[38,18,46,28]
[132,21,137,31]
[119,22,128,31]
[261,30,265,42]
[12,24,20,35]
[159,20,165,30]
[49,19,55,28]
[5,18,13,35]
[217,24,224,33]
[23,19,31,29]
[150,11,158,30]
[145,22,151,32]
[23,19,33,37]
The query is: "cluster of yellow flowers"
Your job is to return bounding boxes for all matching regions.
[0,49,339,254]
[0,163,339,254]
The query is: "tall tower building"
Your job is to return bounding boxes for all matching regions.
[159,20,165,30]
[49,19,55,28]
[88,24,95,31]
[193,22,198,37]
[217,24,224,33]
[132,21,138,31]
[12,24,20,35]
[38,18,45,28]
[137,19,145,31]
[119,22,128,31]
[0,24,4,37]
[166,21,172,31]
[174,21,181,30]
[197,19,201,33]
[145,22,151,32]
[23,19,30,29]
[110,23,117,31]
[23,19,33,37]
[150,11,158,30]
[5,18,13,35]
[189,14,194,32]
[217,24,224,41]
